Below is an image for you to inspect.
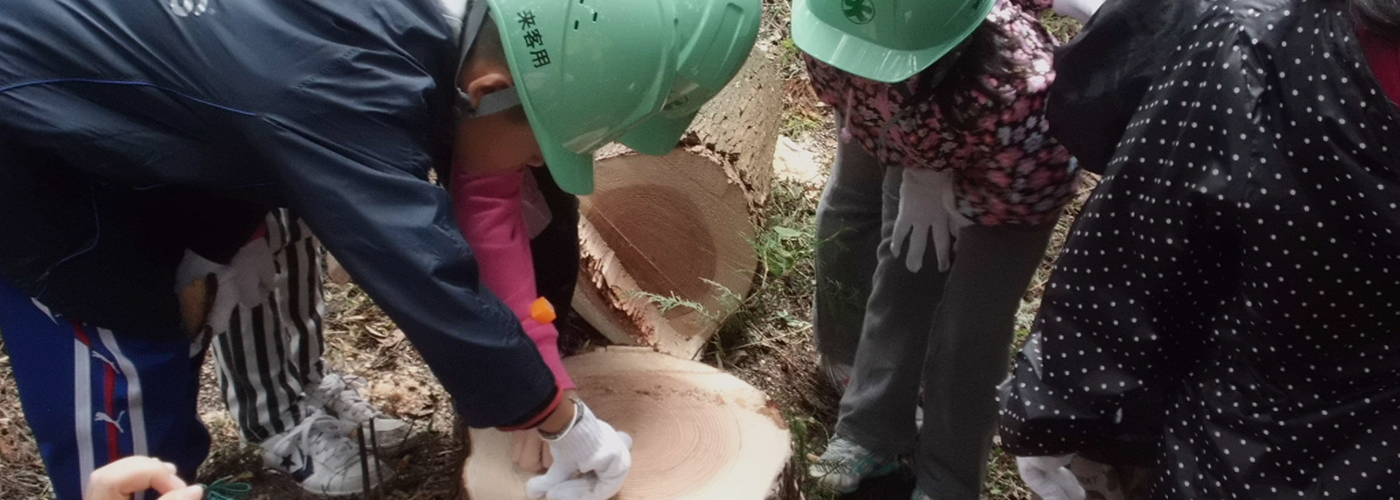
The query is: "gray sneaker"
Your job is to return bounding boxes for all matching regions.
[808,436,900,493]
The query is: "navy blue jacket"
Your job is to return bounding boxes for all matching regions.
[0,0,556,428]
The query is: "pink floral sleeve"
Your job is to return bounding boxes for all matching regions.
[801,0,1078,227]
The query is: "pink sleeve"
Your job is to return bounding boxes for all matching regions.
[450,167,576,391]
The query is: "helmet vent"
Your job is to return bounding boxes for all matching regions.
[573,3,599,31]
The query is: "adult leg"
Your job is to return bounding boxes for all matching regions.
[0,278,209,500]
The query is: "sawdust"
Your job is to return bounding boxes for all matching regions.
[579,372,769,412]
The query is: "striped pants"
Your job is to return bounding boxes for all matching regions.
[214,169,584,443]
[211,209,327,444]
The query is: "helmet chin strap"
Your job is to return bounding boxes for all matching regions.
[453,0,523,120]
[458,85,521,119]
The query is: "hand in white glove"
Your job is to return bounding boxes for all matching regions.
[527,401,633,500]
[891,168,970,273]
[174,235,277,331]
[1017,455,1085,500]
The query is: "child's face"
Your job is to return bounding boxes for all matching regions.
[452,109,546,176]
[451,66,546,177]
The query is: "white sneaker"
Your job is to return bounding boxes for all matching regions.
[260,410,392,496]
[306,373,412,451]
[808,436,899,493]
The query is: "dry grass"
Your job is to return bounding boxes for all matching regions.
[193,283,471,500]
[0,349,52,500]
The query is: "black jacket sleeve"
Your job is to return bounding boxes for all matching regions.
[251,47,557,429]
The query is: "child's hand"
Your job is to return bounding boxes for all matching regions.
[527,400,633,500]
[512,388,577,472]
[86,457,205,500]
[511,429,554,472]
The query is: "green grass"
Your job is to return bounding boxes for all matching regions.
[713,179,821,359]
[781,111,827,139]
[633,290,716,319]
[697,177,841,498]
[779,37,804,69]
[789,414,841,500]
[1041,11,1083,43]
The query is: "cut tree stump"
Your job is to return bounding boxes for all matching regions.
[572,42,782,359]
[462,347,791,500]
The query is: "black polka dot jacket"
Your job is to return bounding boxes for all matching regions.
[997,0,1400,497]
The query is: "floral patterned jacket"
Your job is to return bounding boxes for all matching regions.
[804,0,1079,226]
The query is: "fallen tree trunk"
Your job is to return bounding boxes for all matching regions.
[572,43,782,359]
[462,347,791,500]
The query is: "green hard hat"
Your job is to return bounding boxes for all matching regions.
[791,0,995,83]
[617,0,762,156]
[485,0,762,194]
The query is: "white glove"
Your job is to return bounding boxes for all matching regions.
[890,168,970,273]
[527,401,634,500]
[1017,455,1085,500]
[174,236,277,331]
[1053,0,1106,23]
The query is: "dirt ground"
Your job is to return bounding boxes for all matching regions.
[0,4,1087,499]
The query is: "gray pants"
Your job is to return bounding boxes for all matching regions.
[814,139,1055,499]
